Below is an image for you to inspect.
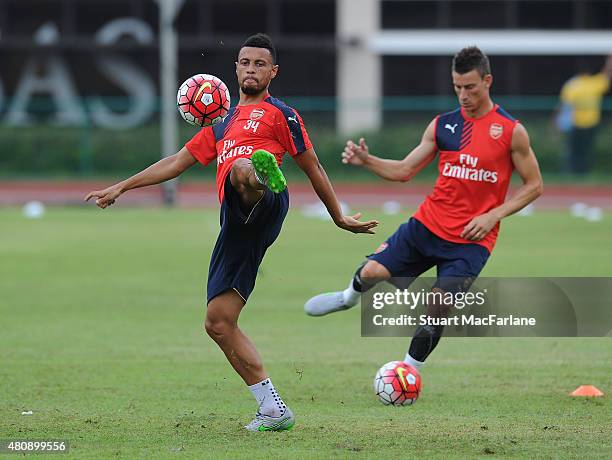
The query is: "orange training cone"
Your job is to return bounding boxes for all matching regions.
[570,385,604,397]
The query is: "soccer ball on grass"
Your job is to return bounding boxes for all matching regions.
[373,361,421,406]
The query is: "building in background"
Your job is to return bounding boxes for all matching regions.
[0,0,611,177]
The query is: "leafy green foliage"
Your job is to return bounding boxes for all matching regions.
[2,116,612,177]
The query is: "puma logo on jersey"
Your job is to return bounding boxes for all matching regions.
[287,116,298,124]
[444,123,458,134]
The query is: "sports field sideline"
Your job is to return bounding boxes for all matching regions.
[1,180,612,209]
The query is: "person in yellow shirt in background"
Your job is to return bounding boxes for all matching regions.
[558,56,612,174]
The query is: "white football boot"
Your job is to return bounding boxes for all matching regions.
[244,407,295,432]
[304,278,362,317]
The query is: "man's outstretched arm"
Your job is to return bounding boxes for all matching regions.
[293,148,378,234]
[85,147,197,209]
[342,119,438,182]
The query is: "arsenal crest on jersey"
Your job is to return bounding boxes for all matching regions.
[250,108,265,121]
[489,123,503,139]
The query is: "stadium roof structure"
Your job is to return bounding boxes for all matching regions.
[370,30,612,55]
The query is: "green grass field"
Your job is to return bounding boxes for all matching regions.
[1,207,611,458]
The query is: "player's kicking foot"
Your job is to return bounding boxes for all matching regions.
[244,407,295,432]
[304,291,356,317]
[251,149,287,193]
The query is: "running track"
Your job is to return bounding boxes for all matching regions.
[1,181,611,210]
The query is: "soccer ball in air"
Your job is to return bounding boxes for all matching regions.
[373,361,421,406]
[176,74,231,127]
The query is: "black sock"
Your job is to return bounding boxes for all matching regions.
[352,261,374,292]
[408,324,445,362]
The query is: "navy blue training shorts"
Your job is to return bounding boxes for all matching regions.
[368,217,490,293]
[207,174,289,304]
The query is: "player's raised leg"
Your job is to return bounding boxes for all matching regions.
[304,260,391,316]
[205,290,295,432]
[251,149,287,193]
[230,158,266,211]
[230,151,286,209]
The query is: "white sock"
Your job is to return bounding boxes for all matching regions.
[404,353,424,370]
[248,378,287,417]
[342,279,360,306]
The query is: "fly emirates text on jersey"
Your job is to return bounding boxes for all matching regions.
[441,153,499,183]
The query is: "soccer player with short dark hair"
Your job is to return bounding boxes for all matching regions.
[305,46,543,375]
[86,33,377,432]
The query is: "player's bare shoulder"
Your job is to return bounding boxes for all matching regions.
[423,117,438,141]
[510,122,531,154]
[512,122,529,139]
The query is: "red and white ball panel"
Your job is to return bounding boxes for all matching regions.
[176,73,231,127]
[373,361,421,406]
